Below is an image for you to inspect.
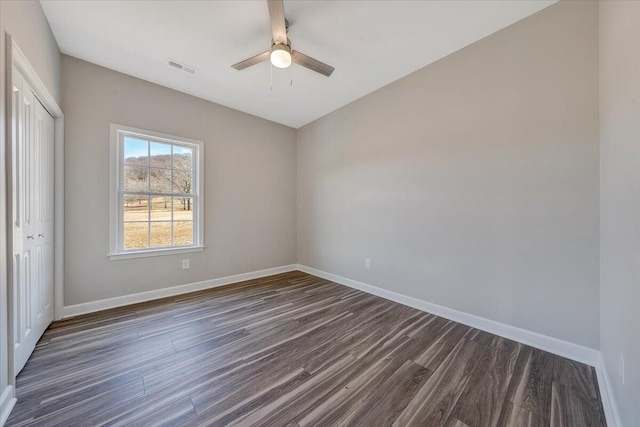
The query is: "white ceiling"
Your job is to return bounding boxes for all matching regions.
[41,0,556,128]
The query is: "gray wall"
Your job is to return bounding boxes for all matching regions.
[0,0,61,103]
[61,56,297,306]
[599,1,640,425]
[0,0,61,416]
[297,0,600,348]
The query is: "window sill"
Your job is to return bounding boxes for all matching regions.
[108,245,205,261]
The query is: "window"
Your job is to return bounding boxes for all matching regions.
[109,124,204,260]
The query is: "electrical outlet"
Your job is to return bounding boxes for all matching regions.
[182,259,190,270]
[365,259,371,269]
[619,354,625,385]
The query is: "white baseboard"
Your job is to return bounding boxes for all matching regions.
[595,354,622,427]
[0,386,16,427]
[62,264,298,318]
[296,264,600,367]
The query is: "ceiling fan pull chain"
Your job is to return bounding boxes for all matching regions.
[270,63,273,91]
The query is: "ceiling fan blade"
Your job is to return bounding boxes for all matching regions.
[292,51,335,77]
[267,0,287,45]
[231,51,270,70]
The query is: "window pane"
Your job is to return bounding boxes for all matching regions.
[173,221,193,246]
[150,222,172,247]
[173,170,192,194]
[123,166,149,192]
[173,146,193,170]
[150,142,172,168]
[123,137,148,166]
[124,222,149,249]
[150,167,171,193]
[123,195,149,222]
[150,197,172,220]
[172,197,193,221]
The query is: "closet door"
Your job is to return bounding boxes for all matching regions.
[11,69,55,374]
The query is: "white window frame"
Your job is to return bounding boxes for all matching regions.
[108,124,204,260]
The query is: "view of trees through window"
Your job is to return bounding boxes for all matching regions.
[121,136,195,250]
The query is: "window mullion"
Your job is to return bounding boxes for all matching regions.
[171,144,174,247]
[171,196,174,246]
[147,141,151,248]
[122,191,191,198]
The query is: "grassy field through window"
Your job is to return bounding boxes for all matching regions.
[123,198,193,249]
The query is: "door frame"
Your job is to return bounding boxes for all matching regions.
[3,34,64,410]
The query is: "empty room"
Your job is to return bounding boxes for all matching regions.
[0,0,638,425]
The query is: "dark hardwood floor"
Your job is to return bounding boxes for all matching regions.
[7,271,606,426]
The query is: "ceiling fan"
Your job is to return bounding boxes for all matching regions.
[231,0,335,77]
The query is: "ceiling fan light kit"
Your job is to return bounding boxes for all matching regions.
[270,43,292,68]
[231,0,335,77]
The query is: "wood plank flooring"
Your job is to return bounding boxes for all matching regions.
[7,271,606,426]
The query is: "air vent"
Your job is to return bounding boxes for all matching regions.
[168,59,197,75]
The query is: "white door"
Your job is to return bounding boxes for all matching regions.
[11,68,55,374]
